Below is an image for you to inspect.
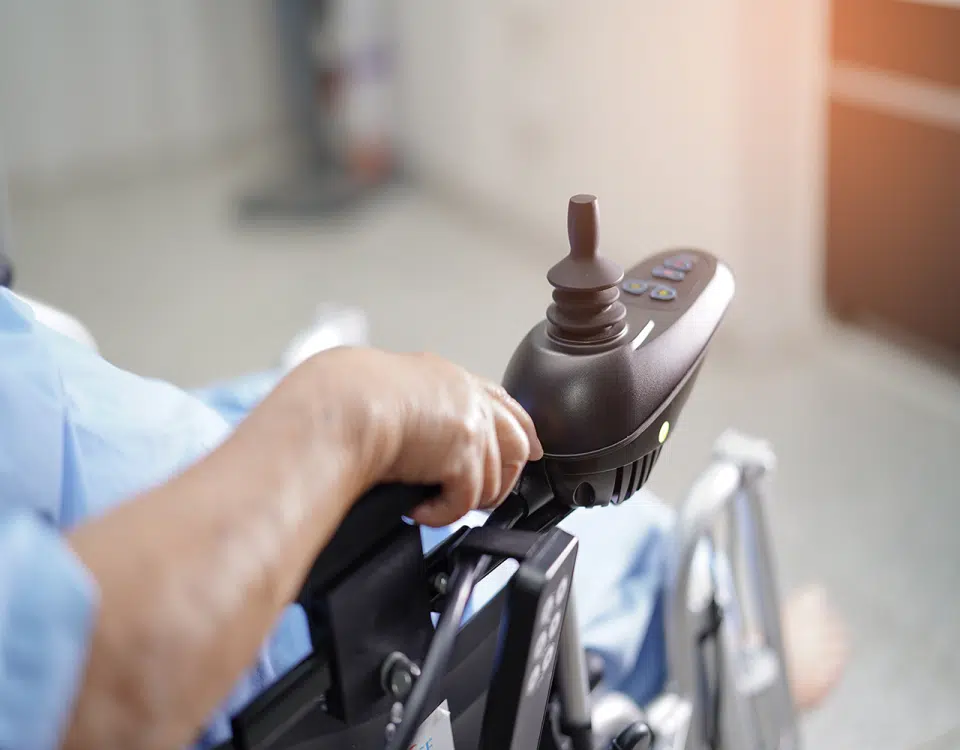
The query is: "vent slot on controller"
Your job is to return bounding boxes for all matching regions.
[611,465,625,504]
[639,447,662,489]
[611,447,664,505]
[625,460,640,500]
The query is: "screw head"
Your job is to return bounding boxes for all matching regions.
[432,572,450,595]
[381,652,421,700]
[389,669,414,700]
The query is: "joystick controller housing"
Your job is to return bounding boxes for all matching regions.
[503,194,734,509]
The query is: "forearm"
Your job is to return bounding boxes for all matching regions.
[63,359,369,750]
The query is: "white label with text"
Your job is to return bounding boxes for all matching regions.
[407,700,456,750]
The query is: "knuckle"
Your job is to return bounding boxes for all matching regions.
[453,410,484,448]
[485,380,518,408]
[488,382,512,402]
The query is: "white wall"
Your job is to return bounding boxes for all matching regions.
[396,0,831,349]
[0,0,832,346]
[0,0,285,188]
[731,0,831,346]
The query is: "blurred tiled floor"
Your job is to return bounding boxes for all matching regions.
[9,161,960,750]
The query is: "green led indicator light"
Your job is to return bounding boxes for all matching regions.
[659,421,670,444]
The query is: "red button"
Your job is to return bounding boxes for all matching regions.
[664,256,695,272]
[653,266,685,282]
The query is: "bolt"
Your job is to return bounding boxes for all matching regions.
[432,572,450,595]
[390,669,414,700]
[381,652,421,701]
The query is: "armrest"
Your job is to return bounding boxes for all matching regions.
[297,483,439,604]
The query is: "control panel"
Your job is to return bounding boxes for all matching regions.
[617,249,722,351]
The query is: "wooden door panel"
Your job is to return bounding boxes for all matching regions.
[826,0,960,361]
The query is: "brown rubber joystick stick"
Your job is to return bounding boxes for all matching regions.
[546,194,627,344]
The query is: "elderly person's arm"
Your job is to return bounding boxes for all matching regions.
[61,347,541,750]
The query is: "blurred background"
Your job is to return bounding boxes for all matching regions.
[1,1,958,747]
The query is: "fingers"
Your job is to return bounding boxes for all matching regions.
[477,379,544,461]
[395,357,544,528]
[482,398,530,507]
[412,387,489,527]
[409,496,470,528]
[413,391,506,525]
[410,451,484,527]
[479,396,504,508]
[469,378,543,510]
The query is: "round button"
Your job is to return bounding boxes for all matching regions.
[664,255,696,272]
[650,285,677,301]
[534,631,548,660]
[652,266,685,282]
[621,279,649,296]
[549,610,563,639]
[526,663,542,695]
[543,643,556,669]
[556,575,570,602]
[541,594,556,625]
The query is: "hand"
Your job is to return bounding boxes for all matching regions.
[310,348,543,527]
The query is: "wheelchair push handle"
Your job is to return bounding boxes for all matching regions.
[298,483,440,604]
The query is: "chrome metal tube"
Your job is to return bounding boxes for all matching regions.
[555,584,593,749]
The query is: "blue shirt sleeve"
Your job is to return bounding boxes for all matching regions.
[0,509,99,750]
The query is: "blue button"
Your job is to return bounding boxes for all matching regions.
[621,279,649,296]
[652,266,685,282]
[664,255,696,272]
[650,285,677,301]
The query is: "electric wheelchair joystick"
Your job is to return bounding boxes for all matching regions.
[502,193,734,513]
[215,194,803,750]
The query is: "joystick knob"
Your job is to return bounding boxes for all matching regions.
[546,195,627,345]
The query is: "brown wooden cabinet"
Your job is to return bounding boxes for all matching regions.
[826,0,960,363]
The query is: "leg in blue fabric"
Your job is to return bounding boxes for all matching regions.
[556,493,676,706]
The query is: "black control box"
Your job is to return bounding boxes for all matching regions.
[479,529,579,750]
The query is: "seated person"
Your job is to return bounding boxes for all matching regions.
[0,291,847,750]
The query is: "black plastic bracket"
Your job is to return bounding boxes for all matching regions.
[479,528,579,750]
[319,520,434,723]
[424,504,573,610]
[454,527,542,561]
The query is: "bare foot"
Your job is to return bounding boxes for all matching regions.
[782,584,849,712]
